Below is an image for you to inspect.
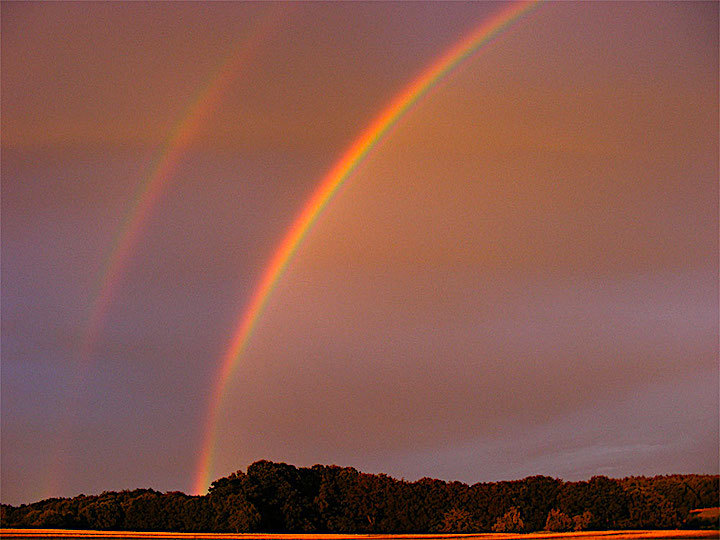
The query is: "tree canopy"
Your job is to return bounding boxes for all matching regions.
[2,462,718,533]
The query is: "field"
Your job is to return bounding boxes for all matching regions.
[0,529,717,540]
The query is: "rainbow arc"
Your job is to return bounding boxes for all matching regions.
[193,0,541,495]
[45,5,288,499]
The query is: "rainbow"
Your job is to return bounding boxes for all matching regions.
[79,5,287,366]
[193,0,541,495]
[44,6,288,500]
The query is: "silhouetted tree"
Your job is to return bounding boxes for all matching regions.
[2,462,717,533]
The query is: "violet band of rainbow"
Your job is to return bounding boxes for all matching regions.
[194,0,541,495]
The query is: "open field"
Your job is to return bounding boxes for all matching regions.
[1,530,717,540]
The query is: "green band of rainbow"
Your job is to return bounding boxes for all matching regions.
[193,0,541,495]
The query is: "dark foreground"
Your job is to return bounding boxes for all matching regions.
[3,462,718,534]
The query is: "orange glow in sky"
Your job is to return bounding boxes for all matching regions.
[1,1,717,504]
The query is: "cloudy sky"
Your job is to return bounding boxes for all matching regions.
[2,1,717,505]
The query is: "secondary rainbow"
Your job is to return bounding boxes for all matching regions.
[78,6,286,366]
[44,7,287,501]
[193,0,541,495]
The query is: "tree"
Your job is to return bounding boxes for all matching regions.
[492,506,525,532]
[440,507,477,532]
[224,493,261,532]
[244,460,318,531]
[622,483,681,529]
[79,500,123,530]
[544,508,573,531]
[573,510,593,531]
[585,475,629,529]
[2,464,717,533]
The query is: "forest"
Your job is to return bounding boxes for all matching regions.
[2,461,718,533]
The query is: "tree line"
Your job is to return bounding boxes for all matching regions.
[2,461,718,532]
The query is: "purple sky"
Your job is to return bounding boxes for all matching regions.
[1,1,718,505]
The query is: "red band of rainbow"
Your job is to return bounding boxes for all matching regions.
[193,0,541,495]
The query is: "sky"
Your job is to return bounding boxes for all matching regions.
[1,1,718,506]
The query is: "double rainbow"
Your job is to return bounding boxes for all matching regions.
[193,0,540,495]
